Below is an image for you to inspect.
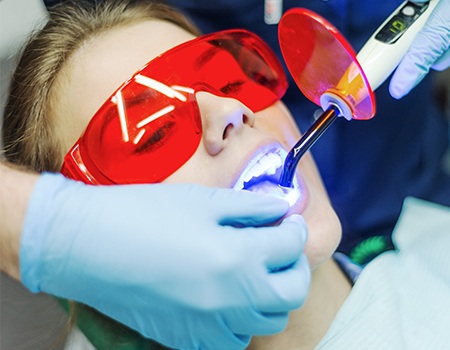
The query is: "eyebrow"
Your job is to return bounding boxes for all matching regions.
[193,44,222,70]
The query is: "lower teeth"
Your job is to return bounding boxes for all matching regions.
[246,180,286,197]
[245,180,300,206]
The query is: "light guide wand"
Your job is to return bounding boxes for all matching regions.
[278,105,339,188]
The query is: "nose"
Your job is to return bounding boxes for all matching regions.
[196,91,256,156]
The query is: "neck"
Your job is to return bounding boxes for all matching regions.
[248,259,352,349]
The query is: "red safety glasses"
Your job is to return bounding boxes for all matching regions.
[61,29,288,184]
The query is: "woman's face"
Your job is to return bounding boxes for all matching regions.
[51,20,341,269]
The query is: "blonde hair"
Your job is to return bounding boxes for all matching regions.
[2,0,200,173]
[2,1,200,348]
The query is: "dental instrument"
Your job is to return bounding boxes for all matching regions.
[278,0,439,188]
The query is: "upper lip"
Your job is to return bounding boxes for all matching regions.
[232,143,286,190]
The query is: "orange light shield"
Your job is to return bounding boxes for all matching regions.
[278,8,375,120]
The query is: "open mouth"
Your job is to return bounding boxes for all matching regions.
[233,147,301,206]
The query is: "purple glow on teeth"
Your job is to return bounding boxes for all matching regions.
[233,147,301,206]
[244,180,300,207]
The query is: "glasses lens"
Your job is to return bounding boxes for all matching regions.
[65,30,287,184]
[80,81,201,183]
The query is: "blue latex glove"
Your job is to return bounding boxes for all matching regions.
[389,0,450,99]
[21,173,310,350]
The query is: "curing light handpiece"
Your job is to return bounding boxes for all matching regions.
[278,105,339,188]
[277,1,437,189]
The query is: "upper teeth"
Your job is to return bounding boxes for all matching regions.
[233,149,286,190]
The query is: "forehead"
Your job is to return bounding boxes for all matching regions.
[52,20,196,153]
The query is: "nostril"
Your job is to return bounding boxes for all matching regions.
[223,123,234,139]
[243,112,255,127]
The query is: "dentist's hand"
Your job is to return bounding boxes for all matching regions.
[21,173,310,350]
[390,0,450,99]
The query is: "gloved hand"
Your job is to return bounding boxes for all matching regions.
[389,0,450,99]
[21,173,310,350]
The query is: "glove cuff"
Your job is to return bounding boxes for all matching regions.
[20,172,71,292]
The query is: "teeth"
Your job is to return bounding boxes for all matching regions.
[233,148,286,190]
[266,153,282,174]
[232,147,301,207]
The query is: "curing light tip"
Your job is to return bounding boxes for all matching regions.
[279,105,339,188]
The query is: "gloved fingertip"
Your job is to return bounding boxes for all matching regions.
[232,189,291,210]
[257,191,291,207]
[234,334,251,347]
[390,69,427,100]
[388,80,406,100]
[282,214,308,243]
[248,192,291,217]
[282,213,305,224]
[389,63,421,100]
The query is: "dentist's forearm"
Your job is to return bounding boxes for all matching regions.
[0,161,38,281]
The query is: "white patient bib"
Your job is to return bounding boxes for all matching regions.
[316,197,450,350]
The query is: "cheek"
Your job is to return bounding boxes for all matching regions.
[255,102,301,149]
[163,148,230,187]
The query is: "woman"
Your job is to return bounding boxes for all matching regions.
[3,1,449,349]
